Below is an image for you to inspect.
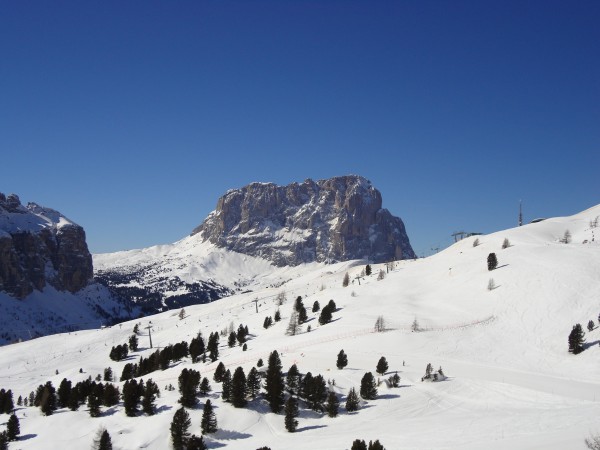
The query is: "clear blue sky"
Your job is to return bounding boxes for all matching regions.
[1,1,599,257]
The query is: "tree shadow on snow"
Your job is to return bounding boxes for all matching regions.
[377,394,400,400]
[494,264,509,270]
[583,340,600,351]
[297,424,327,432]
[156,405,173,413]
[101,407,119,417]
[212,429,251,440]
[18,434,37,441]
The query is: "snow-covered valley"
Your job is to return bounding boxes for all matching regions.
[1,205,599,449]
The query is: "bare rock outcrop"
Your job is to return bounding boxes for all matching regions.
[192,175,415,266]
[0,193,93,298]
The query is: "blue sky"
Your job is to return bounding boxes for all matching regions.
[1,1,599,257]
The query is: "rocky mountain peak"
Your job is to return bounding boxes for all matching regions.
[192,175,415,266]
[0,193,93,298]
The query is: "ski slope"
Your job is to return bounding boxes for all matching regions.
[1,205,600,449]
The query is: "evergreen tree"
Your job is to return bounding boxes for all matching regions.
[170,407,191,450]
[336,350,348,370]
[327,299,337,311]
[0,432,7,450]
[368,439,386,450]
[376,356,389,376]
[236,324,248,345]
[284,396,299,432]
[319,304,333,325]
[257,358,264,367]
[178,368,201,408]
[214,362,226,383]
[286,311,301,336]
[274,309,281,322]
[201,399,217,434]
[343,272,350,287]
[305,374,328,411]
[16,395,22,407]
[487,253,498,271]
[588,320,595,332]
[103,384,120,407]
[312,301,320,312]
[221,369,232,402]
[265,350,285,413]
[360,372,377,400]
[68,390,80,411]
[247,367,261,399]
[122,379,140,416]
[6,413,19,441]
[346,387,360,412]
[390,373,400,388]
[263,316,273,329]
[97,429,113,450]
[326,391,339,418]
[365,264,372,276]
[40,382,57,416]
[103,367,113,382]
[207,332,219,361]
[228,331,237,348]
[199,377,211,395]
[88,393,102,418]
[231,367,248,408]
[568,324,586,354]
[142,379,159,415]
[57,378,72,408]
[1,390,13,414]
[351,439,368,450]
[187,435,207,450]
[286,364,301,395]
[297,304,308,324]
[129,334,139,351]
[189,335,205,363]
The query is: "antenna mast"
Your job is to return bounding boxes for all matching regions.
[519,200,523,226]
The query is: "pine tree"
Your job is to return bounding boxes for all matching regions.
[231,367,247,407]
[360,372,377,400]
[88,393,102,417]
[298,304,308,324]
[263,316,273,329]
[568,324,586,354]
[326,391,339,418]
[376,357,389,376]
[6,414,19,441]
[228,331,237,348]
[142,379,159,415]
[336,350,348,369]
[122,380,140,416]
[286,364,301,395]
[178,368,201,408]
[247,367,261,399]
[286,311,300,336]
[187,435,207,450]
[318,305,333,325]
[57,378,72,408]
[588,320,595,332]
[365,264,372,276]
[128,334,139,351]
[390,373,400,388]
[284,396,299,432]
[351,439,368,450]
[0,432,7,450]
[214,361,226,382]
[221,369,232,402]
[257,358,264,367]
[103,383,120,407]
[189,335,205,363]
[40,382,57,416]
[97,429,113,450]
[487,253,498,271]
[207,332,219,362]
[312,301,320,312]
[103,367,113,382]
[274,309,281,322]
[368,440,386,450]
[199,377,211,396]
[265,350,285,413]
[342,272,350,287]
[201,399,217,434]
[170,407,191,450]
[345,387,359,412]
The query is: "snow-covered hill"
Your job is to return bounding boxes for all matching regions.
[2,205,600,449]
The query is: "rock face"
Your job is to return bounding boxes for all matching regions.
[0,193,93,298]
[192,175,415,266]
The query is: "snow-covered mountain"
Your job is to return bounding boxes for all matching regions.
[95,175,415,313]
[2,204,599,449]
[0,193,135,344]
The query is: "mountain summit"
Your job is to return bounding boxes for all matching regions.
[192,175,415,265]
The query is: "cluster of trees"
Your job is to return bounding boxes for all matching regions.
[351,439,386,450]
[0,413,19,445]
[318,300,337,325]
[120,340,190,381]
[421,363,445,382]
[227,324,249,348]
[263,310,281,329]
[109,343,129,361]
[0,389,14,414]
[122,378,160,417]
[170,402,215,450]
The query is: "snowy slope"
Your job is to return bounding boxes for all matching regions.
[1,205,600,449]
